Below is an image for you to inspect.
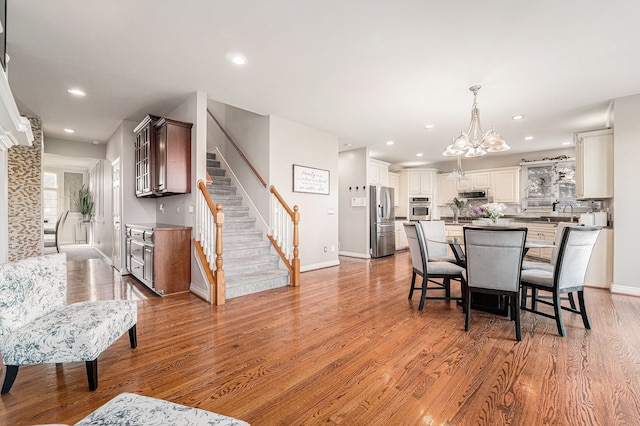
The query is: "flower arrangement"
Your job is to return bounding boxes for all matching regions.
[474,202,506,224]
[451,197,467,210]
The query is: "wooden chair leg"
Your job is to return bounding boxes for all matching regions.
[553,291,566,337]
[567,292,577,310]
[408,272,417,300]
[86,360,98,391]
[513,296,522,341]
[520,285,528,309]
[129,324,138,348]
[532,288,539,311]
[464,288,472,331]
[444,278,451,299]
[577,290,591,330]
[418,276,428,311]
[1,365,19,394]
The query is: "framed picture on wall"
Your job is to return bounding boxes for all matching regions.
[292,164,330,195]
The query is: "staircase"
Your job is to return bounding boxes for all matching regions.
[205,152,289,299]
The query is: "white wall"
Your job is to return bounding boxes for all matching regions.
[269,116,340,271]
[338,148,369,257]
[611,94,640,296]
[44,137,106,159]
[91,160,113,259]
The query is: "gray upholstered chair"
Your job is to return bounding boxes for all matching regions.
[404,222,466,311]
[44,210,69,253]
[520,226,601,337]
[521,222,578,309]
[463,226,528,341]
[418,220,458,264]
[0,253,138,393]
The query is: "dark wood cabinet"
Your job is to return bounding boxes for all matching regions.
[133,115,192,198]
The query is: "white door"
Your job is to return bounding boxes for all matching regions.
[111,158,122,270]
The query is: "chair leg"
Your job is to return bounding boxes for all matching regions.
[444,278,451,299]
[568,292,577,310]
[532,288,539,311]
[1,365,19,394]
[408,272,417,300]
[553,291,566,337]
[86,360,98,391]
[464,288,472,331]
[577,290,591,330]
[418,276,428,311]
[129,324,138,348]
[513,296,522,341]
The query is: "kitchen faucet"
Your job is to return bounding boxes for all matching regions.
[562,204,575,222]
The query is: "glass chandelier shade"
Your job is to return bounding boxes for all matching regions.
[442,85,510,158]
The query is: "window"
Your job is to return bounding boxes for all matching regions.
[43,172,58,226]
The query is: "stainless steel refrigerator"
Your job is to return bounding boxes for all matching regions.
[370,185,396,258]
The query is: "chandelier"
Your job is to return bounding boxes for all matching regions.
[442,85,510,158]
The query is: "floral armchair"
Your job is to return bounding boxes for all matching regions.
[0,253,137,394]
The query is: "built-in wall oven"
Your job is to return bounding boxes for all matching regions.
[126,225,154,292]
[409,197,431,221]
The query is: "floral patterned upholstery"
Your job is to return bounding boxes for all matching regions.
[75,392,250,425]
[0,253,137,393]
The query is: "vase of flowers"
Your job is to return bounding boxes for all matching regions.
[483,202,506,224]
[451,197,466,224]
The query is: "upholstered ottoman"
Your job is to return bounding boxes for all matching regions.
[75,392,250,425]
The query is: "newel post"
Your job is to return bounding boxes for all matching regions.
[291,205,301,286]
[214,203,226,305]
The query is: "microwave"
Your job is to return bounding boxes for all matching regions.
[458,190,488,200]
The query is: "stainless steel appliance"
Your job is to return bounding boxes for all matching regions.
[408,196,431,221]
[458,190,488,200]
[370,185,395,258]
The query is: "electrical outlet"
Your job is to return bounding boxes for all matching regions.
[323,246,327,252]
[188,205,195,214]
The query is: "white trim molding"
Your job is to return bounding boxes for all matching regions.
[610,284,640,297]
[0,70,33,150]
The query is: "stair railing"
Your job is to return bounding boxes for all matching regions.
[268,185,300,286]
[195,179,226,305]
[207,109,267,188]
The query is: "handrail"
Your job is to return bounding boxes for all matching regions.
[268,185,300,286]
[207,109,267,188]
[196,179,225,305]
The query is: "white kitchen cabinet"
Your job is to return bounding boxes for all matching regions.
[584,228,613,288]
[408,169,435,196]
[368,159,390,186]
[575,129,613,199]
[437,173,457,206]
[388,172,400,207]
[492,167,520,203]
[457,171,490,191]
[525,222,556,260]
[397,170,408,218]
[395,220,408,250]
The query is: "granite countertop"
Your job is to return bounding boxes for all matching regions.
[440,215,613,228]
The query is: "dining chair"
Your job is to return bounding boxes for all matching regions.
[463,226,528,341]
[520,226,600,337]
[44,210,69,253]
[403,222,466,311]
[521,222,578,309]
[418,220,458,264]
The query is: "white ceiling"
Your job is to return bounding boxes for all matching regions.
[7,1,640,167]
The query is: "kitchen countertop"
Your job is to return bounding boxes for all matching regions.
[440,215,613,228]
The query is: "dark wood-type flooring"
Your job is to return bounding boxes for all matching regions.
[2,251,640,425]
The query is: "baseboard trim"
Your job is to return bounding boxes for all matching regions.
[301,259,340,272]
[338,251,370,259]
[610,284,640,297]
[190,284,210,302]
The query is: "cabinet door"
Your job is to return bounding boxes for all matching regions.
[576,130,613,199]
[388,173,400,206]
[492,169,520,203]
[472,172,490,189]
[437,174,457,206]
[419,171,432,196]
[408,171,422,194]
[155,124,167,193]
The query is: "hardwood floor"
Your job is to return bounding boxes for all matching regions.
[2,252,640,425]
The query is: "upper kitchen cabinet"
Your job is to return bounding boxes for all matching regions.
[491,167,520,203]
[134,115,192,198]
[575,129,613,199]
[437,173,457,206]
[521,159,576,210]
[408,169,435,196]
[369,159,390,186]
[457,171,490,191]
[388,172,400,207]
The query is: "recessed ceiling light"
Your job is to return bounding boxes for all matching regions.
[344,143,352,147]
[416,153,424,157]
[67,88,86,97]
[512,114,525,120]
[524,136,534,141]
[562,141,572,145]
[424,124,434,129]
[226,52,247,66]
[63,128,75,133]
[386,140,394,145]
[92,140,99,145]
